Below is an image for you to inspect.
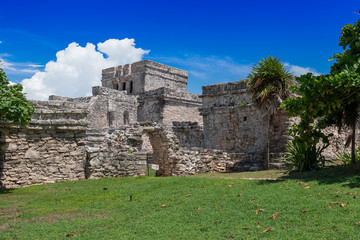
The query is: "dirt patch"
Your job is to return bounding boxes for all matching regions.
[0,205,22,230]
[0,221,11,230]
[29,213,108,223]
[0,211,109,230]
[28,212,108,224]
[30,213,77,224]
[0,206,21,218]
[0,194,34,204]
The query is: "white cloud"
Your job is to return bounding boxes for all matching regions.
[0,58,43,74]
[0,58,16,71]
[284,63,321,76]
[21,38,149,100]
[28,64,44,68]
[0,41,2,44]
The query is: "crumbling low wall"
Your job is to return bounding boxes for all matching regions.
[85,125,150,179]
[143,124,263,176]
[0,101,88,188]
[170,149,264,176]
[170,148,232,175]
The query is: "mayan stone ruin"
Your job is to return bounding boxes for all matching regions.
[0,60,349,188]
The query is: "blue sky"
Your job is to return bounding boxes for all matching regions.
[0,0,359,99]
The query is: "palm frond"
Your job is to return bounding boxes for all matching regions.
[247,56,293,114]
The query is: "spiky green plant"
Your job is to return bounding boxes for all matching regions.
[336,147,360,165]
[281,140,327,171]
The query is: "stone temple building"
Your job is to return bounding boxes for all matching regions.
[0,60,346,188]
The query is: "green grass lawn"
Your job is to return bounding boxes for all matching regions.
[1,168,360,239]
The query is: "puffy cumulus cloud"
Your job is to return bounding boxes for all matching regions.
[98,39,148,65]
[22,38,149,100]
[284,63,321,77]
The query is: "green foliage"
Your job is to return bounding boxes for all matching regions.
[0,62,34,125]
[336,147,360,165]
[282,73,336,171]
[281,140,327,172]
[283,15,360,168]
[247,56,293,114]
[330,13,360,76]
[328,14,360,164]
[239,102,249,106]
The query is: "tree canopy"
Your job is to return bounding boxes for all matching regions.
[0,62,34,125]
[283,14,360,168]
[247,56,293,114]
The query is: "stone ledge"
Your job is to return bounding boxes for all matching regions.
[138,87,201,104]
[201,81,248,96]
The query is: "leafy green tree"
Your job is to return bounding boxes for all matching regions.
[282,14,360,169]
[282,73,334,170]
[328,16,360,164]
[0,61,34,125]
[247,56,293,169]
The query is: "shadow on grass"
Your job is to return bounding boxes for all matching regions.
[0,188,14,194]
[259,163,360,188]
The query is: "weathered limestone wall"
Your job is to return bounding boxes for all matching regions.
[0,101,88,188]
[324,127,360,160]
[143,125,234,176]
[172,148,234,175]
[141,124,262,175]
[268,114,360,162]
[173,150,266,174]
[50,86,138,129]
[201,82,269,167]
[137,87,202,124]
[269,111,293,162]
[137,90,164,123]
[202,105,268,153]
[102,60,188,94]
[86,125,150,178]
[200,81,297,169]
[172,122,204,148]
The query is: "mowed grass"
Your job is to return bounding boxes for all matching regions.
[1,171,360,239]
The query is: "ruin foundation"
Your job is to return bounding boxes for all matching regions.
[0,60,348,188]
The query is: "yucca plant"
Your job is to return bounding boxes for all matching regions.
[336,147,360,165]
[281,140,327,171]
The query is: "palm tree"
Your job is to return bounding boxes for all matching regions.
[247,56,293,169]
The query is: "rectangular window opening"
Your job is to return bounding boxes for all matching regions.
[130,81,133,93]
